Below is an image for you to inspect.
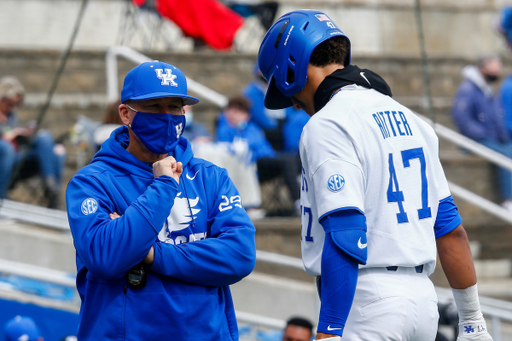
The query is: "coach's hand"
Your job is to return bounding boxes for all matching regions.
[153,156,183,183]
[457,320,493,341]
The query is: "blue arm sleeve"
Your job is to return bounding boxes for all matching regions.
[434,196,462,239]
[320,209,367,265]
[66,174,179,279]
[316,209,363,336]
[150,169,256,287]
[316,232,358,336]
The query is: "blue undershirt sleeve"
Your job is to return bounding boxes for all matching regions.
[316,210,363,336]
[434,196,462,239]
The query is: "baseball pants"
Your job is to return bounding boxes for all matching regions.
[340,266,439,341]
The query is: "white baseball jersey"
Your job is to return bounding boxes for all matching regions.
[300,84,451,277]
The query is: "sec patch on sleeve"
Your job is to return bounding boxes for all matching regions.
[327,174,345,192]
[81,198,98,215]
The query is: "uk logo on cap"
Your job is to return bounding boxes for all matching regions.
[120,61,199,105]
[155,69,178,87]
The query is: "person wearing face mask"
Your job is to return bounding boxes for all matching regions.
[181,104,212,144]
[452,54,512,209]
[216,95,302,216]
[65,61,256,341]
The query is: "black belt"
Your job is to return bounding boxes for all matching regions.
[386,265,424,273]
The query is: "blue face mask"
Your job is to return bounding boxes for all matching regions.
[128,106,186,154]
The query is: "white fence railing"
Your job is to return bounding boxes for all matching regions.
[416,114,512,224]
[105,46,227,107]
[0,253,511,340]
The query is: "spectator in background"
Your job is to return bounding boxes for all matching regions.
[244,63,287,149]
[282,106,310,154]
[216,95,301,215]
[182,104,212,143]
[0,76,65,208]
[243,63,310,154]
[4,315,43,341]
[93,99,124,149]
[452,55,512,209]
[282,317,314,341]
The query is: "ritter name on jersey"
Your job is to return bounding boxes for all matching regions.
[372,111,413,139]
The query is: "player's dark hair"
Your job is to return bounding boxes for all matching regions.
[286,317,313,332]
[310,36,350,67]
[227,95,251,113]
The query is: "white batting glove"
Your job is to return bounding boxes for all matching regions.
[314,337,341,341]
[456,319,493,340]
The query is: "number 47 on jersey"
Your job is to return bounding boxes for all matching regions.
[387,147,432,224]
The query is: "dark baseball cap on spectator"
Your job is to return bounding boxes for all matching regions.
[4,316,41,341]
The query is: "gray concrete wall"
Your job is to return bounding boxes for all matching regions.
[2,48,502,134]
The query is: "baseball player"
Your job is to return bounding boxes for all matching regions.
[258,9,492,341]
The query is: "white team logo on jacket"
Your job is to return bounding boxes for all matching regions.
[158,196,201,244]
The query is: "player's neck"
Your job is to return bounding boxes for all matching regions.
[300,64,345,116]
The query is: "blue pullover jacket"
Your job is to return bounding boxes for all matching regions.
[66,126,256,340]
[216,114,276,163]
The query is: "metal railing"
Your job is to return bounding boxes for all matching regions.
[417,114,512,224]
[0,199,68,231]
[0,251,511,340]
[105,46,227,107]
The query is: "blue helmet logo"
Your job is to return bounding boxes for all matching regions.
[327,174,345,192]
[258,10,350,110]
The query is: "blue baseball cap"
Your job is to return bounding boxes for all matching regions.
[121,61,199,105]
[4,316,41,341]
